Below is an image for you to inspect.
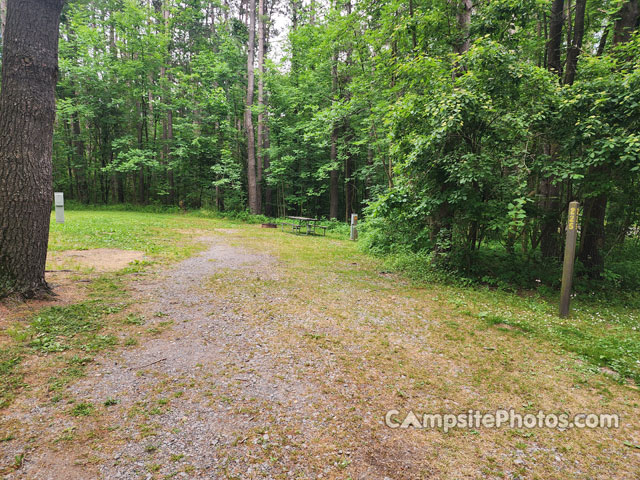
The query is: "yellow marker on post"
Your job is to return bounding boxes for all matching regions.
[559,201,579,317]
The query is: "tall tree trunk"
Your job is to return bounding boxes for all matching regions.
[166,109,174,203]
[72,109,89,203]
[564,0,572,54]
[596,24,609,55]
[117,173,125,203]
[409,0,417,50]
[256,0,266,213]
[0,0,65,299]
[309,0,316,24]
[365,140,374,201]
[612,0,639,44]
[539,171,561,259]
[454,0,472,55]
[539,0,565,260]
[245,0,258,214]
[578,189,607,278]
[329,51,339,220]
[563,0,586,85]
[546,0,564,78]
[136,100,146,204]
[0,0,6,39]
[344,128,354,221]
[578,0,639,279]
[160,1,175,204]
[263,123,273,216]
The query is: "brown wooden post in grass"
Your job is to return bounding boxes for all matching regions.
[560,201,580,317]
[350,214,358,241]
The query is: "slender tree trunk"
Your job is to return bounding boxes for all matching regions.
[309,0,316,24]
[546,0,564,78]
[263,123,273,216]
[256,0,266,213]
[409,0,417,49]
[612,0,639,44]
[167,109,174,203]
[539,0,565,260]
[596,25,609,55]
[262,0,274,215]
[160,1,175,204]
[329,51,339,220]
[564,0,586,85]
[564,0,572,53]
[365,140,373,201]
[245,0,258,214]
[329,136,339,220]
[539,176,561,259]
[454,0,472,55]
[578,188,607,278]
[0,0,65,299]
[344,127,353,221]
[136,100,146,204]
[72,109,89,203]
[0,0,6,39]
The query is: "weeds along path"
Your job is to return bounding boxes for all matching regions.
[2,227,639,479]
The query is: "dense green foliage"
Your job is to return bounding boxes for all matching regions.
[50,0,640,287]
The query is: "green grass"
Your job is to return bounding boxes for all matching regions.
[69,401,95,417]
[48,210,239,260]
[371,247,640,384]
[0,347,24,408]
[433,284,640,384]
[14,302,122,353]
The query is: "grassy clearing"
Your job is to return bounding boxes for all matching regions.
[223,220,640,387]
[1,210,638,477]
[200,224,640,477]
[260,227,640,385]
[48,210,238,260]
[451,287,640,385]
[5,209,640,400]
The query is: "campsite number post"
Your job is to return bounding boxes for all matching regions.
[559,201,579,317]
[350,214,358,241]
[54,192,65,224]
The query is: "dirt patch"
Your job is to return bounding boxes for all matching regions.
[48,249,145,273]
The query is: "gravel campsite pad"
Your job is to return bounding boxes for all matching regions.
[1,226,639,479]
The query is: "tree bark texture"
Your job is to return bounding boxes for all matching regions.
[245,0,258,214]
[0,0,65,298]
[256,0,265,214]
[329,51,339,220]
[546,0,564,78]
[563,0,586,85]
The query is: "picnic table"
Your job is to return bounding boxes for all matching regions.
[280,216,327,236]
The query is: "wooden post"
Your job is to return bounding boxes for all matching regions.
[350,213,358,241]
[559,201,579,317]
